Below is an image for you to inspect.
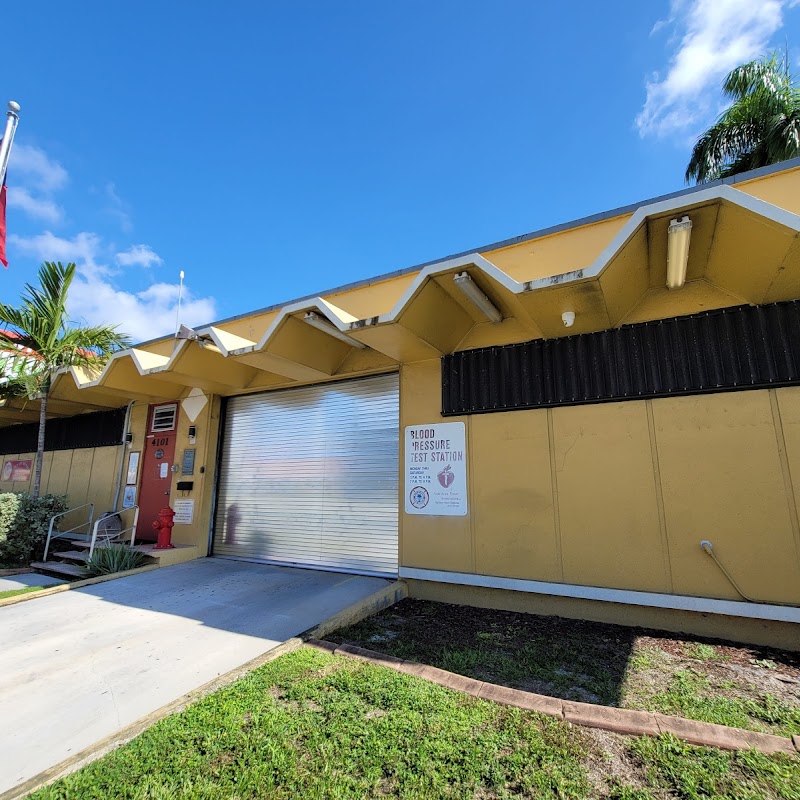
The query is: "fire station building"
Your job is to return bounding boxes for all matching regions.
[2,158,800,650]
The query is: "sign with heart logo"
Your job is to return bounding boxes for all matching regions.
[404,422,467,516]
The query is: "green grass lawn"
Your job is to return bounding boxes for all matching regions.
[0,585,44,600]
[27,647,800,800]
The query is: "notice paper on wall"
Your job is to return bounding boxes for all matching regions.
[173,499,194,525]
[404,422,467,516]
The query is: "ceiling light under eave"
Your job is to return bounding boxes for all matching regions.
[453,272,502,323]
[303,312,366,349]
[666,216,692,290]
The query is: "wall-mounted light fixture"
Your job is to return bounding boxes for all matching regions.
[303,312,366,348]
[666,216,692,289]
[561,311,576,328]
[188,425,197,444]
[125,432,133,445]
[453,272,502,323]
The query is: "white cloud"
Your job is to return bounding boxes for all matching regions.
[116,244,163,268]
[10,144,68,193]
[8,231,214,342]
[637,0,788,137]
[6,187,63,224]
[68,278,216,342]
[9,231,106,273]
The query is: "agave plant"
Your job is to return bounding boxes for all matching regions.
[86,545,147,576]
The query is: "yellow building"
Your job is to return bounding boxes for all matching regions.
[2,158,800,650]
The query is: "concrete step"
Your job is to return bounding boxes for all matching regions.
[30,561,90,579]
[53,550,89,563]
[70,539,124,550]
[52,533,91,543]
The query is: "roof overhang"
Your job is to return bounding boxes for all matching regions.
[5,184,798,426]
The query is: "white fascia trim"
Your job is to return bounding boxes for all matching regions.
[60,185,800,393]
[226,296,361,356]
[398,567,800,624]
[375,253,519,326]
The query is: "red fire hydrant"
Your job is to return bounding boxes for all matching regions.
[152,507,176,550]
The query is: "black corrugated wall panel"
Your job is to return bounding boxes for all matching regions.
[0,407,126,456]
[442,301,800,415]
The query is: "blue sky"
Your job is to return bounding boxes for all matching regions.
[2,0,799,342]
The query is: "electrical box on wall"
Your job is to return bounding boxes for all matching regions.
[177,481,193,491]
[181,448,196,475]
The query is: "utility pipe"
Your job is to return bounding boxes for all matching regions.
[112,401,135,510]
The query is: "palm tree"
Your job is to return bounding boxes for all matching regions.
[0,262,130,497]
[686,51,800,184]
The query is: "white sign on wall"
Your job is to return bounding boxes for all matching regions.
[173,499,195,525]
[404,422,467,516]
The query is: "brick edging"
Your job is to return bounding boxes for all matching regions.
[308,640,799,757]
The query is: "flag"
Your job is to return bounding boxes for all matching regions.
[0,175,7,268]
[0,133,6,268]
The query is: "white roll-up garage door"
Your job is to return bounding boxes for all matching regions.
[213,373,399,576]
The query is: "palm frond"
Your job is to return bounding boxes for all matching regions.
[723,52,793,104]
[687,50,800,184]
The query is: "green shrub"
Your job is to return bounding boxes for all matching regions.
[0,493,21,544]
[86,545,147,576]
[0,493,68,566]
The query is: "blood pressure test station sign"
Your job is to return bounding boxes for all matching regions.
[405,422,467,516]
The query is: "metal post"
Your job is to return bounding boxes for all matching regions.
[175,270,185,336]
[43,516,55,562]
[0,101,20,188]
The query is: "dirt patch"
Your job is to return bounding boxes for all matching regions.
[582,728,660,799]
[329,598,800,737]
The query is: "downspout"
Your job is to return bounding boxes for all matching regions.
[112,401,135,510]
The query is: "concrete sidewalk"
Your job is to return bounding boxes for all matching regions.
[0,573,64,593]
[0,559,389,795]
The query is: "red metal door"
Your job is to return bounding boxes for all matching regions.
[136,403,178,541]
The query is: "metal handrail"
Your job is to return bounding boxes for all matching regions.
[43,503,95,561]
[88,506,140,560]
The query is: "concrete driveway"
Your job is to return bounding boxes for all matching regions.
[0,559,390,795]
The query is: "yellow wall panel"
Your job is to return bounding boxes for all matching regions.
[737,168,800,215]
[774,387,800,564]
[327,273,418,319]
[46,451,73,496]
[652,391,800,604]
[65,449,94,507]
[484,214,630,282]
[553,402,669,592]
[218,310,279,344]
[400,360,473,573]
[88,446,121,512]
[471,410,560,581]
[39,451,53,493]
[169,394,215,550]
[128,404,149,452]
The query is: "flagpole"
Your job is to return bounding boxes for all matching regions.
[175,270,185,336]
[0,101,20,187]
